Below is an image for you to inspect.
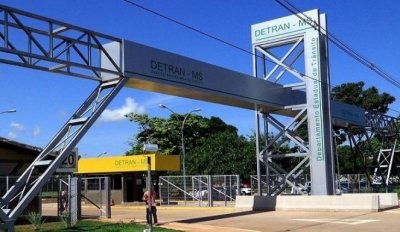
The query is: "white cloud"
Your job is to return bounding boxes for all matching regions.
[8,122,25,139]
[143,94,177,108]
[59,111,68,118]
[10,122,24,131]
[33,126,41,137]
[7,131,17,139]
[99,97,145,122]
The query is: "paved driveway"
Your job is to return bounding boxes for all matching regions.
[90,205,400,232]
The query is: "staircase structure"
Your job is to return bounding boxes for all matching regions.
[0,4,399,231]
[348,112,400,187]
[0,5,124,231]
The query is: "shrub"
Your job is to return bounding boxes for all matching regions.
[60,212,71,228]
[26,211,45,231]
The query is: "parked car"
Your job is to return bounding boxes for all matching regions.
[189,189,208,198]
[299,181,345,194]
[236,187,253,195]
[296,182,311,194]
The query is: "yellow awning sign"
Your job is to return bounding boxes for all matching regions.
[76,154,180,174]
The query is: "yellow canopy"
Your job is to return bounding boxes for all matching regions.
[76,154,180,174]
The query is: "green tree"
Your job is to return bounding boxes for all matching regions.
[125,113,256,178]
[332,81,396,175]
[336,145,361,174]
[332,81,395,144]
[186,130,256,179]
[124,113,177,155]
[125,113,235,155]
[331,81,395,113]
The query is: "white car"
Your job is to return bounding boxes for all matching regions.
[239,187,253,195]
[189,189,208,198]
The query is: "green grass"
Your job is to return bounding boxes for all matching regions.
[365,185,400,197]
[41,192,58,198]
[16,220,181,232]
[391,187,400,197]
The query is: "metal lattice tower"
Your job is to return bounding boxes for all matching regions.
[348,112,400,187]
[252,10,335,196]
[0,5,125,231]
[253,38,312,196]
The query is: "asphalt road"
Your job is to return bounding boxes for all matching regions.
[43,203,400,232]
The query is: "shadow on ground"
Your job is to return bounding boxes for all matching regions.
[175,210,267,224]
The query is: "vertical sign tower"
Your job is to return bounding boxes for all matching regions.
[252,10,335,195]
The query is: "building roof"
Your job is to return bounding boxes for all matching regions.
[0,137,42,154]
[0,137,42,176]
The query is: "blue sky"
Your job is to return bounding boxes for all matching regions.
[0,0,399,157]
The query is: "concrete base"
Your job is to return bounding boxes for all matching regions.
[235,193,399,212]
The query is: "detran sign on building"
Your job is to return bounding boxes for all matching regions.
[251,9,319,44]
[76,154,180,174]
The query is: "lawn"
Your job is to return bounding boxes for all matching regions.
[16,220,180,232]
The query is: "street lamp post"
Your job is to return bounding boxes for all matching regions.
[97,151,108,157]
[0,109,16,114]
[159,104,201,202]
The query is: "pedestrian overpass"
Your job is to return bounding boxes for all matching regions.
[0,4,398,231]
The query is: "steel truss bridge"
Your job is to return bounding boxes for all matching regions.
[0,4,398,231]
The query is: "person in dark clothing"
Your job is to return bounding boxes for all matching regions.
[142,190,158,225]
[60,189,68,212]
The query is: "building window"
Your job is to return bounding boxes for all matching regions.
[87,178,100,190]
[111,175,122,190]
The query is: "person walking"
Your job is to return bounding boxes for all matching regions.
[142,189,158,225]
[60,189,68,213]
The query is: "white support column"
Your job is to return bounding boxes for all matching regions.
[304,29,335,195]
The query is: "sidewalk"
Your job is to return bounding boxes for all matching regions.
[44,203,400,232]
[99,204,400,232]
[100,205,245,231]
[160,222,258,232]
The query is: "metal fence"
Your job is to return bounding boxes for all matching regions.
[80,177,111,218]
[250,174,379,195]
[0,175,63,196]
[0,176,111,218]
[0,176,17,196]
[159,175,239,206]
[250,174,310,195]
